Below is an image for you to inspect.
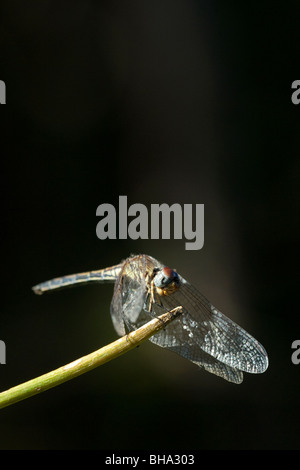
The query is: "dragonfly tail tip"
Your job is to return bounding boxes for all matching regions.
[32,285,43,295]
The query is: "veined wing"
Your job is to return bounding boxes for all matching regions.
[110,255,149,336]
[125,298,245,383]
[147,275,268,381]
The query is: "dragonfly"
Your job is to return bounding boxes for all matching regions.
[32,254,268,384]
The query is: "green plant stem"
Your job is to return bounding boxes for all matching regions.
[0,307,182,410]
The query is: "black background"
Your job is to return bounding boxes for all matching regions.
[0,1,299,452]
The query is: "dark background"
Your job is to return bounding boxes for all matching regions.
[0,0,299,451]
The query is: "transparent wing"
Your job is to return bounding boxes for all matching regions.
[161,341,244,384]
[110,256,148,336]
[110,277,126,336]
[148,278,268,376]
[123,299,244,383]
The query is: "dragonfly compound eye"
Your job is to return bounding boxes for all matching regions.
[154,267,179,289]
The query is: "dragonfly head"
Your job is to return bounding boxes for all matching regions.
[153,266,180,295]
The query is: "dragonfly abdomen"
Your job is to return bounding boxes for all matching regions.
[32,264,122,295]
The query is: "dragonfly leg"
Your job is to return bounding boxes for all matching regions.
[147,279,163,313]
